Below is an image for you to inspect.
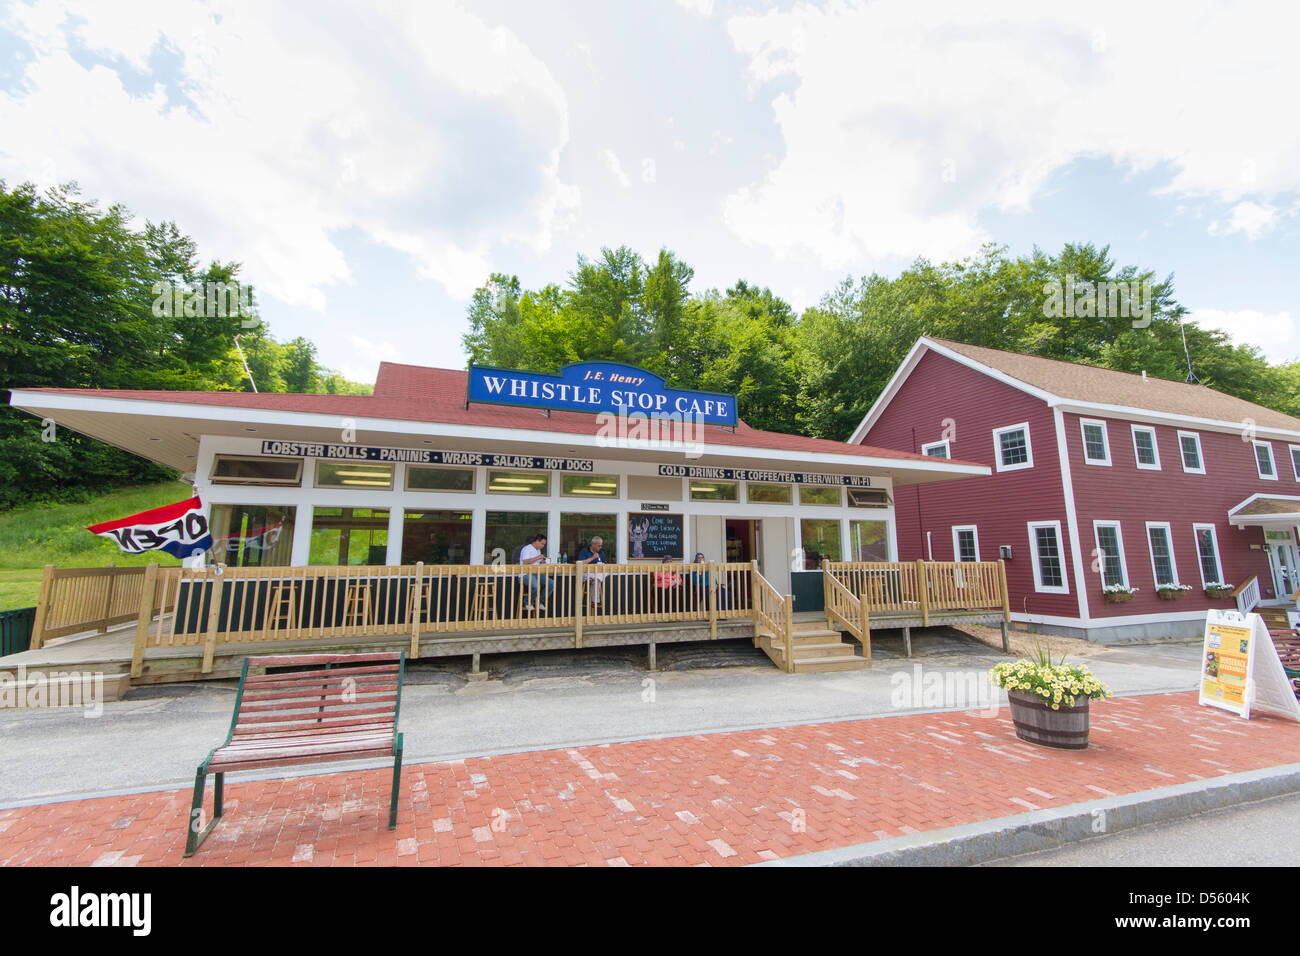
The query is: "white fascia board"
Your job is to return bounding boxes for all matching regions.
[1050,399,1300,441]
[10,390,991,479]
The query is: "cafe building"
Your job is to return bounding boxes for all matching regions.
[9,360,999,679]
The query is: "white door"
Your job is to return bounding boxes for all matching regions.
[1266,533,1298,600]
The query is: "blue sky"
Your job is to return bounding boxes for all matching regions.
[2,0,1297,383]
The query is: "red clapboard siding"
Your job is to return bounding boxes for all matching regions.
[1064,412,1287,618]
[863,349,1079,620]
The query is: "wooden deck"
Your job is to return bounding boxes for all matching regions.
[12,558,1011,684]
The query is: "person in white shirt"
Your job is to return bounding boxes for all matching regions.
[519,533,554,610]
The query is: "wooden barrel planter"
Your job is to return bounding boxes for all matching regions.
[1007,689,1090,749]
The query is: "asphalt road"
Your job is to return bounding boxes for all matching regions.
[0,632,1202,805]
[986,791,1300,866]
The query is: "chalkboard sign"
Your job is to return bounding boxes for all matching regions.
[627,512,683,559]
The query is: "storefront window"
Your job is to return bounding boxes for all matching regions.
[689,480,738,501]
[406,466,474,492]
[210,504,295,566]
[486,470,550,495]
[747,483,792,503]
[799,484,841,505]
[561,474,619,498]
[850,520,889,561]
[309,507,390,565]
[210,456,302,486]
[401,510,472,564]
[559,513,618,562]
[484,511,548,564]
[800,518,842,569]
[315,461,393,489]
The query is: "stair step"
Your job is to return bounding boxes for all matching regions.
[791,655,872,673]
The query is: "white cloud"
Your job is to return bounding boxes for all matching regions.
[1208,201,1281,240]
[1191,309,1300,363]
[676,0,715,16]
[602,148,631,188]
[724,0,1300,268]
[0,0,579,305]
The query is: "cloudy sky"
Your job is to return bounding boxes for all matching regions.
[2,0,1297,383]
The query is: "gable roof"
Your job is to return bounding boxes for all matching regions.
[850,336,1300,442]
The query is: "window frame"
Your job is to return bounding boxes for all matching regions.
[1192,522,1225,587]
[689,479,739,502]
[921,440,950,459]
[993,422,1034,473]
[1092,519,1129,589]
[404,464,476,494]
[1253,440,1278,481]
[210,455,303,487]
[1131,425,1161,471]
[560,473,620,498]
[1080,418,1112,466]
[1027,520,1069,594]
[952,524,980,563]
[314,460,394,490]
[1290,444,1300,482]
[1145,521,1179,588]
[1177,430,1205,475]
[798,484,842,506]
[486,469,551,496]
[746,482,793,504]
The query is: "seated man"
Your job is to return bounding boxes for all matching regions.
[576,535,607,607]
[518,533,555,611]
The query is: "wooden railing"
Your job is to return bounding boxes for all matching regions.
[30,564,174,649]
[128,560,759,676]
[1233,575,1262,614]
[751,565,794,672]
[822,563,868,664]
[823,559,1009,625]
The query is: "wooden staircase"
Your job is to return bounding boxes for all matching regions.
[1259,606,1293,632]
[757,621,870,673]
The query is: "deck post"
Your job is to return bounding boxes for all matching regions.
[998,559,1011,624]
[29,564,54,650]
[783,595,796,673]
[130,563,159,679]
[410,562,423,660]
[822,558,833,630]
[749,560,761,647]
[98,564,116,634]
[1000,620,1010,653]
[708,563,719,639]
[574,565,584,649]
[647,641,656,671]
[859,591,872,666]
[201,570,223,675]
[902,626,912,657]
[916,558,930,627]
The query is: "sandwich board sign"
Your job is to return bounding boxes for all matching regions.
[1199,609,1300,722]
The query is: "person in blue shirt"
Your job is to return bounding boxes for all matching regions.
[689,552,730,609]
[575,535,607,607]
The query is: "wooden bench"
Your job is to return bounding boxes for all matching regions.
[185,652,406,857]
[1268,628,1300,696]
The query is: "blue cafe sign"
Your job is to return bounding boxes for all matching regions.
[466,361,738,426]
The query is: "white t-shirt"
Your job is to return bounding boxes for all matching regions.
[520,543,544,565]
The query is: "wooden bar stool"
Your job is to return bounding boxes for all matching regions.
[470,579,497,622]
[267,582,297,631]
[342,580,372,629]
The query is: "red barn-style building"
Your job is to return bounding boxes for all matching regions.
[853,337,1300,641]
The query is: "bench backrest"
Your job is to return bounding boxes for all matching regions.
[227,652,405,744]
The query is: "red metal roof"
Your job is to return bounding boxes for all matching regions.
[18,362,979,467]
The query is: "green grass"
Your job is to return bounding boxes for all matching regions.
[0,481,191,610]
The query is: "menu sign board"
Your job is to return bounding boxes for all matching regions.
[627,513,683,560]
[1199,609,1300,722]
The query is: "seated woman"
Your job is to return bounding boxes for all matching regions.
[688,552,730,610]
[654,556,682,611]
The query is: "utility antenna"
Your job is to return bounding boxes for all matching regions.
[233,334,258,393]
[1179,314,1200,384]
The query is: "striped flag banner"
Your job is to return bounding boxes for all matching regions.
[86,496,213,560]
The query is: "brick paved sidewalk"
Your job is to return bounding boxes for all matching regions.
[2,691,1298,867]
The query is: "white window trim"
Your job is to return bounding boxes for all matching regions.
[1177,430,1205,475]
[1027,520,1069,594]
[921,440,950,459]
[1080,418,1111,466]
[952,524,980,562]
[1290,444,1300,482]
[1145,521,1180,587]
[1131,425,1161,471]
[1192,523,1224,587]
[993,422,1034,473]
[1254,440,1278,481]
[1092,520,1129,588]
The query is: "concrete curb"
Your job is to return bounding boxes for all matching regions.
[755,761,1300,866]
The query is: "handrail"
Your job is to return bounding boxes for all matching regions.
[823,570,871,666]
[750,563,794,672]
[823,559,1007,616]
[32,563,174,649]
[1233,574,1261,614]
[1230,574,1259,598]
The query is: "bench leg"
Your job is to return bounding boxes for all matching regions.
[389,734,404,831]
[184,765,224,858]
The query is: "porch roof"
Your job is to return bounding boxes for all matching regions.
[1228,494,1300,526]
